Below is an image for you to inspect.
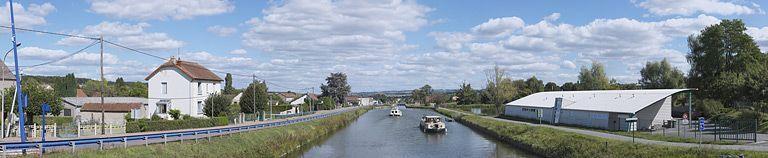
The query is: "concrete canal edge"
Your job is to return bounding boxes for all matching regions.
[434,108,768,158]
[41,107,373,158]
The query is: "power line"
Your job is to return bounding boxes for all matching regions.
[0,25,314,91]
[0,25,99,40]
[20,40,100,68]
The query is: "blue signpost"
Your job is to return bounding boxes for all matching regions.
[699,117,705,145]
[41,103,50,154]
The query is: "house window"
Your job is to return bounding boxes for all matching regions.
[197,101,203,114]
[161,82,168,94]
[522,108,537,113]
[158,104,168,114]
[197,82,202,95]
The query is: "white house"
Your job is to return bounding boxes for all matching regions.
[505,89,690,131]
[0,61,16,90]
[145,57,222,119]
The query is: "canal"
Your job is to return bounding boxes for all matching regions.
[296,107,537,158]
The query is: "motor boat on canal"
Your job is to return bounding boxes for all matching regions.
[420,116,446,133]
[390,107,402,116]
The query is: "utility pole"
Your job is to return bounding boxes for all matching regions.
[99,35,105,135]
[252,74,256,121]
[312,87,315,112]
[8,0,25,144]
[268,81,272,120]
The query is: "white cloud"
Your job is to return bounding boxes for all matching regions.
[18,47,68,60]
[207,25,237,37]
[562,60,576,69]
[748,26,768,52]
[429,32,474,52]
[89,0,234,20]
[543,13,560,21]
[471,17,525,38]
[635,0,759,16]
[228,49,247,55]
[0,2,55,28]
[57,21,183,51]
[240,0,433,90]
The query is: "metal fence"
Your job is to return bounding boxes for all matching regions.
[0,107,358,156]
[713,117,758,142]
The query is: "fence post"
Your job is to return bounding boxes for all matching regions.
[77,122,81,137]
[70,142,75,153]
[53,123,57,138]
[755,117,759,142]
[109,124,113,135]
[32,123,37,138]
[93,124,97,136]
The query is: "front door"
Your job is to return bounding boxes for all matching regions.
[609,113,619,130]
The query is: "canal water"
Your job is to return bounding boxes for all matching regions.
[296,108,537,158]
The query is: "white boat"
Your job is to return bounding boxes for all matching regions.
[389,107,402,116]
[420,116,446,133]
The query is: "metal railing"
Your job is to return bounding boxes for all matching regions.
[0,107,359,155]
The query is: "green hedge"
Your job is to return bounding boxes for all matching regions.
[32,116,74,125]
[43,107,372,157]
[436,109,768,158]
[126,117,228,133]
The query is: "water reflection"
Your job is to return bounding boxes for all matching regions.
[297,108,537,158]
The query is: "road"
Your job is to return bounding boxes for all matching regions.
[441,108,768,152]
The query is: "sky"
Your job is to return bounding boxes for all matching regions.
[0,0,767,93]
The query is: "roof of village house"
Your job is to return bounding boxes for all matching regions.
[76,89,87,97]
[62,97,147,108]
[81,103,142,112]
[277,92,297,99]
[0,61,15,81]
[505,89,692,114]
[144,57,223,81]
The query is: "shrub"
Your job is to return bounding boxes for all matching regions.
[151,114,162,121]
[124,113,134,122]
[126,117,229,133]
[169,109,181,120]
[182,114,193,120]
[32,116,73,125]
[204,93,232,117]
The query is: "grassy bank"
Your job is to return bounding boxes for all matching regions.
[42,107,372,157]
[436,108,767,158]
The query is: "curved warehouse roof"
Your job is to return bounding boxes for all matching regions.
[505,89,691,114]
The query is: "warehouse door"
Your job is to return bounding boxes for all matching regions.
[608,113,619,130]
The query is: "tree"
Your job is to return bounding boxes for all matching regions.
[687,19,768,105]
[544,82,559,91]
[639,58,686,89]
[561,82,577,91]
[577,61,611,90]
[2,78,63,123]
[486,65,517,115]
[525,76,544,93]
[419,84,432,104]
[372,93,388,104]
[430,93,448,107]
[320,73,351,105]
[115,77,125,88]
[223,73,237,95]
[457,83,479,105]
[54,73,77,97]
[204,93,232,117]
[240,81,268,114]
[319,96,335,110]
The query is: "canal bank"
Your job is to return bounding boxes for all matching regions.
[38,107,372,158]
[436,108,768,158]
[295,108,537,158]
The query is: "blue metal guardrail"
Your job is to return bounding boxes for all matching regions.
[0,107,358,153]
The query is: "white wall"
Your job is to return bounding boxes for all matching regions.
[636,96,672,130]
[147,67,221,119]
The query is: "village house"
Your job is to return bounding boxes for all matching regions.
[145,57,222,119]
[61,97,147,124]
[0,61,16,90]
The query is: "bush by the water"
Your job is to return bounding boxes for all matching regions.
[32,116,73,125]
[437,109,767,158]
[44,107,371,157]
[126,117,228,133]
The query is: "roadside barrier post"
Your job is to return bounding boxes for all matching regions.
[163,134,167,145]
[98,140,103,150]
[123,137,127,148]
[69,142,75,153]
[144,136,148,146]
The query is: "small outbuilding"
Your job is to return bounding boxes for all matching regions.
[504,89,691,131]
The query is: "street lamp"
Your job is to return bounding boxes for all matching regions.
[1,42,20,138]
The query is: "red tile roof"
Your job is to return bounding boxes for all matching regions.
[81,103,142,112]
[145,57,223,81]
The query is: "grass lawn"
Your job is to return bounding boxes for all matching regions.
[437,108,768,158]
[39,107,372,158]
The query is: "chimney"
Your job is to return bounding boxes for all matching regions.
[169,56,179,64]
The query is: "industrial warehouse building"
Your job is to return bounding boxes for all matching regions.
[504,89,691,131]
